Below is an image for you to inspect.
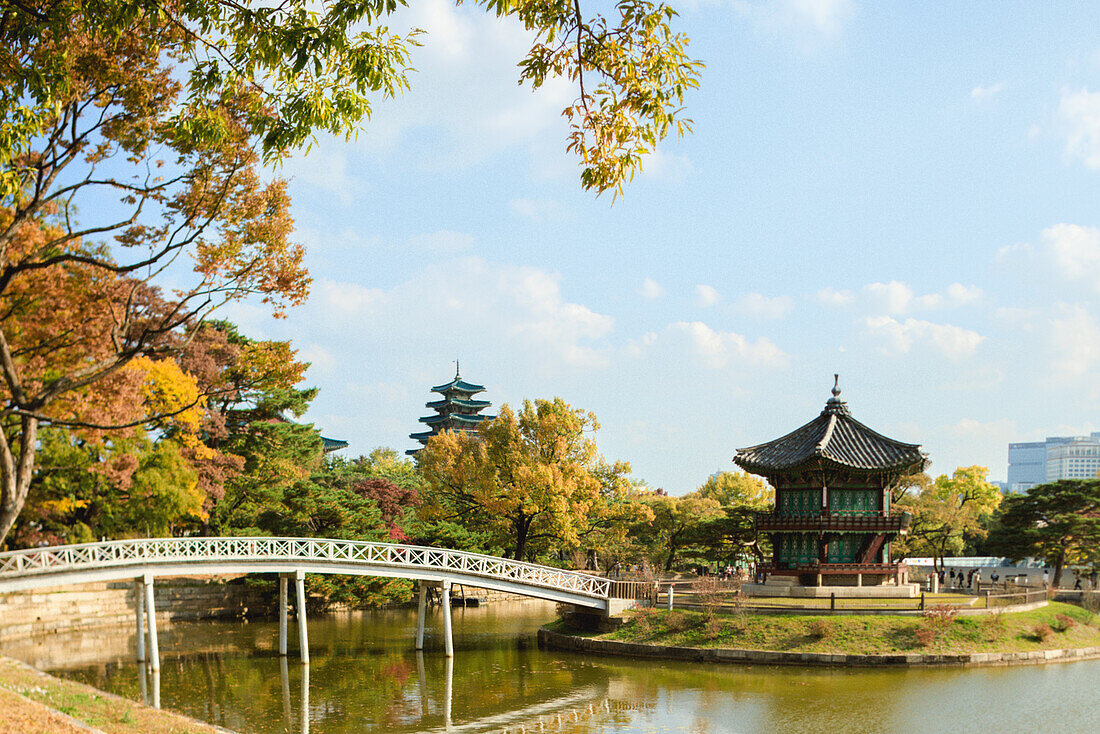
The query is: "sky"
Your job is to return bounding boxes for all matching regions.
[221,0,1100,492]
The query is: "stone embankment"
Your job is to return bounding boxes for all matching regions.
[0,577,270,643]
[0,576,534,644]
[538,628,1100,668]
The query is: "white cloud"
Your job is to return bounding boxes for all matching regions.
[733,0,854,47]
[335,0,575,178]
[1049,304,1100,382]
[970,82,1005,101]
[298,343,338,378]
[864,281,916,314]
[863,280,982,314]
[642,148,693,182]
[407,230,475,254]
[695,284,721,307]
[1041,223,1100,290]
[944,417,1016,441]
[816,287,854,307]
[995,306,1038,331]
[668,321,788,368]
[625,331,658,358]
[509,197,569,222]
[320,279,387,314]
[1057,87,1100,169]
[640,277,666,300]
[309,258,615,371]
[734,292,794,319]
[996,241,1032,263]
[862,316,985,360]
[281,146,361,205]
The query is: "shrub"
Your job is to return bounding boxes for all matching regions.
[665,610,694,632]
[1052,614,1077,632]
[807,618,831,640]
[631,609,656,637]
[914,626,938,648]
[1081,592,1100,619]
[703,617,724,640]
[1029,623,1054,643]
[921,603,959,627]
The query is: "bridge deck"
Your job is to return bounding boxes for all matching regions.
[0,537,610,611]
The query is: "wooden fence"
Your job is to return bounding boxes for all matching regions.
[653,585,1048,614]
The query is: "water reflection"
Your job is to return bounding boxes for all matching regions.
[4,601,1099,734]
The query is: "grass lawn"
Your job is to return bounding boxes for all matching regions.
[0,656,224,734]
[577,601,1100,656]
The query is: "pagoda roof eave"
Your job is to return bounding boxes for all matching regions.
[426,398,491,410]
[734,452,929,478]
[431,378,486,394]
[733,400,928,476]
[419,413,493,426]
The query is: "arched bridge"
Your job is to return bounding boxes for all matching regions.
[0,536,610,607]
[0,537,633,671]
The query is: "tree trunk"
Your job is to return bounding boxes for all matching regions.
[664,529,682,572]
[1052,549,1066,589]
[513,513,532,561]
[0,415,39,546]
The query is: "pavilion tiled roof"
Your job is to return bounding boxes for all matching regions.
[734,380,928,476]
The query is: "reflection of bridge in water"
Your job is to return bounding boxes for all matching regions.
[0,537,622,670]
[133,650,616,734]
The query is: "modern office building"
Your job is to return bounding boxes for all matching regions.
[1007,432,1100,492]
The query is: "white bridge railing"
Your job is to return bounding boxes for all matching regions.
[0,537,611,600]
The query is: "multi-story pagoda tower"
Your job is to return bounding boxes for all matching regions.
[734,377,927,590]
[407,365,495,455]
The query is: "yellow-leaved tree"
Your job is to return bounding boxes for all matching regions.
[417,398,632,562]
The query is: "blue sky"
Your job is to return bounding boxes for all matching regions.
[225,0,1100,492]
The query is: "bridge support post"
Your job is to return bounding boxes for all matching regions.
[134,579,145,662]
[143,573,159,672]
[441,580,454,658]
[415,581,427,651]
[278,574,288,656]
[295,569,309,664]
[443,655,453,726]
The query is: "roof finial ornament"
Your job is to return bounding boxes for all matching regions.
[455,359,461,379]
[832,373,841,398]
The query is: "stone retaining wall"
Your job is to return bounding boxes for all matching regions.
[538,628,1100,668]
[0,577,271,643]
[451,584,531,604]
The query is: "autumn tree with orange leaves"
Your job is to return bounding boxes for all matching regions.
[0,17,308,544]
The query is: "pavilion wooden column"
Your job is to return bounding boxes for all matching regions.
[295,569,309,664]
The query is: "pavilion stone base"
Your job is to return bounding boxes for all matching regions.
[743,576,920,598]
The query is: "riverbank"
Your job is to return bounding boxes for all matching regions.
[541,601,1100,667]
[0,656,234,734]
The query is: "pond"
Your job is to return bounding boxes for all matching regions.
[8,601,1099,734]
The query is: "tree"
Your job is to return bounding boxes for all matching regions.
[0,20,309,544]
[0,1,701,545]
[634,490,723,572]
[12,429,206,544]
[3,1,701,197]
[417,398,630,562]
[985,479,1100,588]
[697,471,773,509]
[895,466,1002,571]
